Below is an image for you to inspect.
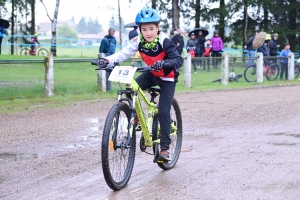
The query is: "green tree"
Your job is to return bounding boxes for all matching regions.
[76,17,87,34]
[57,24,78,44]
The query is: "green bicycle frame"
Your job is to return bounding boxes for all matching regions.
[118,78,159,147]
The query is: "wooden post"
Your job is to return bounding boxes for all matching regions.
[288,52,294,80]
[221,52,229,85]
[44,53,54,97]
[184,53,192,88]
[256,52,263,83]
[97,53,106,92]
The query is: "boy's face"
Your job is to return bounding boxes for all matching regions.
[206,40,211,45]
[140,23,159,42]
[285,45,290,50]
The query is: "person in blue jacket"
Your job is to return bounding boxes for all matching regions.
[279,43,291,80]
[99,28,117,91]
[0,24,4,55]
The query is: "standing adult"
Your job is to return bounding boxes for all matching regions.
[0,24,4,55]
[128,26,138,40]
[196,30,206,68]
[269,33,280,63]
[210,30,223,69]
[246,31,258,66]
[279,43,291,80]
[186,32,198,73]
[171,28,184,56]
[99,28,117,91]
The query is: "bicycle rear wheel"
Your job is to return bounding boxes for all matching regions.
[266,64,279,81]
[152,98,182,170]
[295,64,300,79]
[101,102,136,191]
[38,48,49,56]
[20,48,30,56]
[244,65,257,82]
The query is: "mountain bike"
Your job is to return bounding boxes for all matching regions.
[244,60,279,82]
[91,61,183,191]
[20,45,49,56]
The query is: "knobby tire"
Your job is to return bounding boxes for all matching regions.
[266,64,279,81]
[152,98,183,170]
[101,102,136,191]
[295,64,300,79]
[20,48,30,56]
[38,48,49,56]
[244,65,257,82]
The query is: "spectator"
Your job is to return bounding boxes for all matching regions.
[196,30,206,68]
[246,31,258,66]
[0,24,4,55]
[203,39,212,72]
[129,26,138,40]
[99,28,117,91]
[269,33,280,63]
[279,43,291,80]
[210,30,224,69]
[186,32,198,73]
[171,28,184,56]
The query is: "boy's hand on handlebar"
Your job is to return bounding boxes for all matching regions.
[153,60,165,70]
[97,58,109,68]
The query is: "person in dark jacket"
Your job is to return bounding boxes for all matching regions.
[246,31,258,66]
[196,30,206,68]
[186,32,198,73]
[269,33,279,63]
[99,28,117,91]
[171,28,184,56]
[97,8,183,162]
[128,26,138,40]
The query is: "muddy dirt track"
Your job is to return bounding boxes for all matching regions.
[1,85,300,200]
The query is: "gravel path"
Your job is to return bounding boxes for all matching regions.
[1,85,300,199]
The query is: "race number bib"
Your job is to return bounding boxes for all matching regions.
[108,66,137,84]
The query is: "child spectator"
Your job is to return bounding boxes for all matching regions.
[186,32,198,73]
[279,43,291,80]
[203,39,212,72]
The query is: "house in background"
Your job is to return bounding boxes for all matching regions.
[37,20,130,47]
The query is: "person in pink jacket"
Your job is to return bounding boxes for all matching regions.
[210,30,223,69]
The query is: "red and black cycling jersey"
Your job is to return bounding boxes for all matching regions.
[105,31,183,82]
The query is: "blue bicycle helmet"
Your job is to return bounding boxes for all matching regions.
[135,8,161,25]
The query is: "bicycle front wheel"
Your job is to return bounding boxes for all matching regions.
[20,48,30,56]
[244,65,257,82]
[38,48,49,56]
[266,64,279,81]
[101,102,136,191]
[152,98,183,170]
[294,64,300,79]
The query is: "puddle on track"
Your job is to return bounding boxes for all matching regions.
[0,152,38,162]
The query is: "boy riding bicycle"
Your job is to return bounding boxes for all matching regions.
[97,8,183,162]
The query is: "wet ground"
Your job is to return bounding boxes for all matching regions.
[1,85,300,199]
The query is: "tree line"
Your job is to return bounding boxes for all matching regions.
[1,0,300,55]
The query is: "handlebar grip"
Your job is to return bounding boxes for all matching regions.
[91,61,98,66]
[163,62,171,68]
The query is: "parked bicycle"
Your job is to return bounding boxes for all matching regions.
[20,45,48,56]
[91,61,183,191]
[244,60,279,82]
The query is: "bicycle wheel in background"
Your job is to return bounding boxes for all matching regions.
[101,102,136,191]
[244,65,257,82]
[266,64,279,81]
[20,48,31,56]
[38,48,49,56]
[294,64,300,79]
[152,98,183,170]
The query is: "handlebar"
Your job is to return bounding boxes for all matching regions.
[91,60,155,72]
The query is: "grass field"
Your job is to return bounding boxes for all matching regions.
[1,51,299,114]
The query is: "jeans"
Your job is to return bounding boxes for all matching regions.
[211,50,220,68]
[248,50,255,66]
[203,56,210,71]
[135,71,176,150]
[280,62,288,80]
